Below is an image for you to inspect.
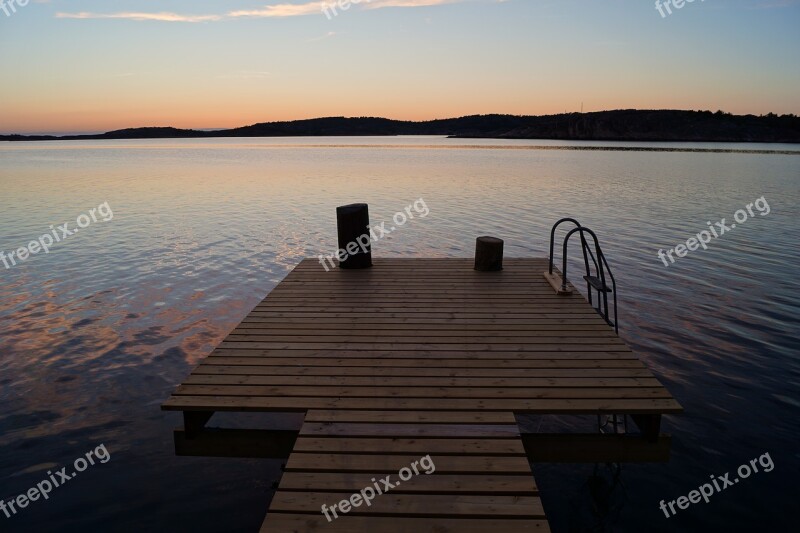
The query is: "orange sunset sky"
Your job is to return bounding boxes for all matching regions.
[1,0,798,134]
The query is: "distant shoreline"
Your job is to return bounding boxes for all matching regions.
[3,141,797,155]
[278,144,799,155]
[3,109,800,144]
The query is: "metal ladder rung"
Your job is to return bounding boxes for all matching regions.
[583,275,612,293]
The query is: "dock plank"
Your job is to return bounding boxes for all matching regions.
[293,437,526,456]
[182,376,661,388]
[260,515,550,533]
[268,492,545,517]
[163,395,683,413]
[277,472,538,494]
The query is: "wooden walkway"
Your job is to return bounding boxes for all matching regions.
[264,413,547,532]
[162,258,682,532]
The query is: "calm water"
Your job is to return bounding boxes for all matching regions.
[1,137,798,532]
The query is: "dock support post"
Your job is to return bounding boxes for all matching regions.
[183,411,214,439]
[336,203,373,269]
[631,414,662,442]
[474,236,504,271]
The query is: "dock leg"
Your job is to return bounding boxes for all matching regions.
[184,411,214,439]
[631,414,661,443]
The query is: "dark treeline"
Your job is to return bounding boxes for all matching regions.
[3,110,799,143]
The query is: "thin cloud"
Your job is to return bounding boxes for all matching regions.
[56,12,222,23]
[365,0,465,8]
[229,2,329,18]
[56,0,474,22]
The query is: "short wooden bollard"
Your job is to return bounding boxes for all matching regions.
[336,203,373,269]
[474,236,504,271]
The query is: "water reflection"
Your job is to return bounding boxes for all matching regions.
[1,137,798,532]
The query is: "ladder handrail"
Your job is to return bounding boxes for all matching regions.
[562,227,604,291]
[597,248,618,334]
[548,218,599,304]
[560,226,618,333]
[549,219,597,278]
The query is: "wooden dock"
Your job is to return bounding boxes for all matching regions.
[162,257,682,532]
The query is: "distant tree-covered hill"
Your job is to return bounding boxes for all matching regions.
[3,110,799,143]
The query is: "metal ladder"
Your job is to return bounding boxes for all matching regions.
[547,218,618,333]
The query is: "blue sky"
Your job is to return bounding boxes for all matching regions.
[1,0,798,133]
